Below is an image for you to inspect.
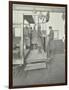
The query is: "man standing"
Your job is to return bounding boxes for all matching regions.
[47,26,54,58]
[37,25,43,53]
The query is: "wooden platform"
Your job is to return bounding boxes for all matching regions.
[24,62,47,71]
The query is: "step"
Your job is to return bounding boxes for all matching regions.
[26,58,47,63]
[24,62,47,71]
[13,59,24,64]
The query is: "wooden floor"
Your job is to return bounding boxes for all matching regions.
[13,53,65,86]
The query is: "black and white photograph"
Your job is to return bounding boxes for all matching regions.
[9,1,67,88]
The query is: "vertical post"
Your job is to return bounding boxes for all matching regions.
[20,14,24,64]
[44,37,45,52]
[57,30,59,39]
[29,24,32,49]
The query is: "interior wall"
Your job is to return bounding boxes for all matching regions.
[46,12,65,39]
[13,10,24,64]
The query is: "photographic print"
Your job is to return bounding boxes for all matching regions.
[9,1,67,88]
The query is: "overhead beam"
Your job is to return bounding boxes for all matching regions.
[13,4,65,13]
